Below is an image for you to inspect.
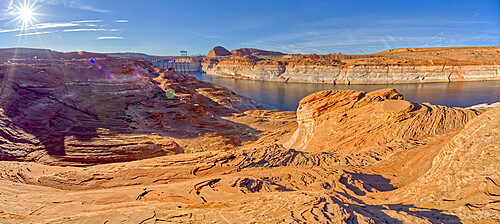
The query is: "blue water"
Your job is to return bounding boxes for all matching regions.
[190,73,500,111]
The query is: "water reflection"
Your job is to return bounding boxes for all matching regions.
[190,73,500,111]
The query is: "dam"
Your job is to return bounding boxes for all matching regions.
[150,57,202,74]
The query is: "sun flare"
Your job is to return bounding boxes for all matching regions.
[19,5,34,23]
[14,0,38,28]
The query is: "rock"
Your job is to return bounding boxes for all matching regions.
[382,100,414,113]
[399,105,500,222]
[0,48,263,165]
[0,48,498,223]
[207,46,231,57]
[285,88,481,152]
[201,47,500,84]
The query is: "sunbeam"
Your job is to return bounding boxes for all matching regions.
[13,0,39,30]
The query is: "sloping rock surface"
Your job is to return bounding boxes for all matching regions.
[285,88,481,153]
[397,105,500,222]
[0,49,263,165]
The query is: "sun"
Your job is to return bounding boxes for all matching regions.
[13,0,39,28]
[19,5,34,23]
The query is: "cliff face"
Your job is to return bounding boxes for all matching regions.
[0,49,264,165]
[202,47,500,84]
[203,63,500,84]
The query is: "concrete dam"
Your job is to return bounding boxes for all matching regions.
[150,58,202,74]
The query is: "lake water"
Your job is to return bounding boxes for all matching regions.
[189,73,500,111]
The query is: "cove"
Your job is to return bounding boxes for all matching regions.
[190,73,500,111]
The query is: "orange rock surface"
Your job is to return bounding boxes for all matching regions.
[207,46,231,57]
[0,48,498,223]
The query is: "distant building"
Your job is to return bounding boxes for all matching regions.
[180,50,187,56]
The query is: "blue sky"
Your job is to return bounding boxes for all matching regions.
[0,0,499,55]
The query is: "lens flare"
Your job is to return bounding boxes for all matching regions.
[13,0,39,29]
[19,5,33,23]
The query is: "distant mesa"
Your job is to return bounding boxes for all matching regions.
[207,46,285,57]
[207,46,232,57]
[231,48,284,56]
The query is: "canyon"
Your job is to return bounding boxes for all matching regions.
[0,48,499,223]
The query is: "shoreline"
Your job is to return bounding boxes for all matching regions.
[199,70,500,85]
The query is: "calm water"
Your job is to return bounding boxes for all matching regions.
[190,73,500,111]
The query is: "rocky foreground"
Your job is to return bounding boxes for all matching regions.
[0,48,499,223]
[202,46,500,84]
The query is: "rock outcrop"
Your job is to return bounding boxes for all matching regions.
[0,48,264,165]
[285,88,481,153]
[202,47,500,84]
[398,105,500,222]
[285,89,480,165]
[207,46,231,57]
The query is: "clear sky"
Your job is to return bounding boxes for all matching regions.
[0,0,499,56]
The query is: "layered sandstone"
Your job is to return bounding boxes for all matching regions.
[202,47,500,84]
[1,102,498,223]
[0,48,264,165]
[285,88,481,153]
[397,105,500,221]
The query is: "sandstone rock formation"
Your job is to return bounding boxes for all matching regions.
[398,105,500,222]
[0,48,264,165]
[202,47,500,84]
[207,46,231,57]
[285,88,481,154]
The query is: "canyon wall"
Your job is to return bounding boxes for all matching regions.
[202,63,500,84]
[201,47,500,84]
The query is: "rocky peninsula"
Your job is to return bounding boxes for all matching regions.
[202,46,500,84]
[0,48,498,223]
